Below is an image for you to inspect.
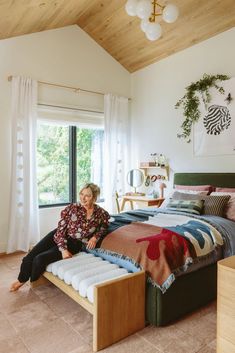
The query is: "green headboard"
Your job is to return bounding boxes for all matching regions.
[174,173,235,188]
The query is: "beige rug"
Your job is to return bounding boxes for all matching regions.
[0,252,216,353]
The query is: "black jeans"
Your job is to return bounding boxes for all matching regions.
[18,229,83,283]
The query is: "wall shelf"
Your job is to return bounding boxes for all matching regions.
[139,165,169,181]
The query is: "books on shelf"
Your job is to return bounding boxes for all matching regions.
[140,162,156,167]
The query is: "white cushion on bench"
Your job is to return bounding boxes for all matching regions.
[87,273,131,303]
[47,252,89,274]
[71,263,119,290]
[57,256,102,280]
[64,260,112,285]
[45,252,131,304]
[78,268,129,298]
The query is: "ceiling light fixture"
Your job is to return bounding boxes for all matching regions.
[125,0,179,41]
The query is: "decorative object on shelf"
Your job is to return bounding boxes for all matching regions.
[149,153,167,167]
[125,0,179,41]
[145,175,151,186]
[158,154,166,167]
[146,190,159,198]
[140,161,156,167]
[175,73,230,143]
[140,163,169,181]
[150,152,158,165]
[150,174,165,182]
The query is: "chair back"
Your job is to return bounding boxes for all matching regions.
[115,191,121,213]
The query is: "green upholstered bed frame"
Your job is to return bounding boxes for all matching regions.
[174,172,235,188]
[146,172,235,326]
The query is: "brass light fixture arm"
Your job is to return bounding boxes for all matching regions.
[149,0,165,23]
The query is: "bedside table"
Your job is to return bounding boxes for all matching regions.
[120,196,164,211]
[217,256,235,353]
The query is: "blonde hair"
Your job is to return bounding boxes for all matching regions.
[80,183,100,202]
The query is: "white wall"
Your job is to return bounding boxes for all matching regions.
[131,28,235,189]
[0,25,130,252]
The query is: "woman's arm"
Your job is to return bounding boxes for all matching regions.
[86,209,110,249]
[53,204,72,252]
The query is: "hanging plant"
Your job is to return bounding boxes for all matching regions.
[175,73,230,142]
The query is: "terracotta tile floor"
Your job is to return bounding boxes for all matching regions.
[0,253,216,353]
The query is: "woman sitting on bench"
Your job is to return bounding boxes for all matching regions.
[10,183,110,292]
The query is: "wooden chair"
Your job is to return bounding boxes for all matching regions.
[115,191,121,213]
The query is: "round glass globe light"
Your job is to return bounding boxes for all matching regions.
[136,0,152,19]
[125,0,139,16]
[162,3,179,23]
[145,22,162,41]
[140,18,149,32]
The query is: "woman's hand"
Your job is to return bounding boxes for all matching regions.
[86,236,97,250]
[61,249,73,259]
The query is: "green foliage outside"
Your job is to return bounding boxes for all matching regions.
[37,124,97,206]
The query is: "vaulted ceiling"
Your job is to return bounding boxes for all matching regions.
[1,0,235,72]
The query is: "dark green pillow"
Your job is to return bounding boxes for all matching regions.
[166,199,204,215]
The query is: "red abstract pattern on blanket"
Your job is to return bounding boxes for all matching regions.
[100,222,194,291]
[136,228,190,261]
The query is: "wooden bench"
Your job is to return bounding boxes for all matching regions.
[32,268,145,351]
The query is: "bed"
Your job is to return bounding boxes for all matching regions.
[91,172,235,326]
[36,172,235,351]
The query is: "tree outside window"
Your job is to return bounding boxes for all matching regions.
[37,122,104,207]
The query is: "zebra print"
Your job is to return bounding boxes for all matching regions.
[203,104,231,135]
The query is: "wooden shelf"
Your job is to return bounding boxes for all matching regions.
[217,256,235,353]
[139,165,169,180]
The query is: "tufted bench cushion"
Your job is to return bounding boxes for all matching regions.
[46,252,129,302]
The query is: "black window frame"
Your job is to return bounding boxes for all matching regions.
[38,125,104,208]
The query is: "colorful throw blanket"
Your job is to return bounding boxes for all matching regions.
[97,213,223,293]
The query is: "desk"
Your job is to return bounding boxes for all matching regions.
[120,196,164,211]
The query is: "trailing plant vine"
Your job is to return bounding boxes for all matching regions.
[175,73,230,142]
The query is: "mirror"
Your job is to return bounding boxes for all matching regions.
[127,169,144,193]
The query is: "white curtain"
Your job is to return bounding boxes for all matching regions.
[7,76,40,253]
[104,94,129,213]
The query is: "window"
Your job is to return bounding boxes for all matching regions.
[37,121,104,207]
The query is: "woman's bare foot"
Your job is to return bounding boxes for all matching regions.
[10,280,25,292]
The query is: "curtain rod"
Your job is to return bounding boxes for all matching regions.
[38,103,104,114]
[7,75,131,100]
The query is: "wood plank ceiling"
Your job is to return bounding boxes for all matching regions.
[1,0,235,73]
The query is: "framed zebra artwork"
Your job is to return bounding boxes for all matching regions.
[193,77,235,156]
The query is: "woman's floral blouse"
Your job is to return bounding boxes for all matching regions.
[53,203,110,251]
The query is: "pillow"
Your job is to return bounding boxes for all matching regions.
[160,190,207,208]
[175,184,214,194]
[215,187,235,193]
[166,199,204,215]
[211,191,235,221]
[203,195,231,216]
[172,190,208,198]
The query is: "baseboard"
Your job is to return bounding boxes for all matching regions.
[0,242,7,254]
